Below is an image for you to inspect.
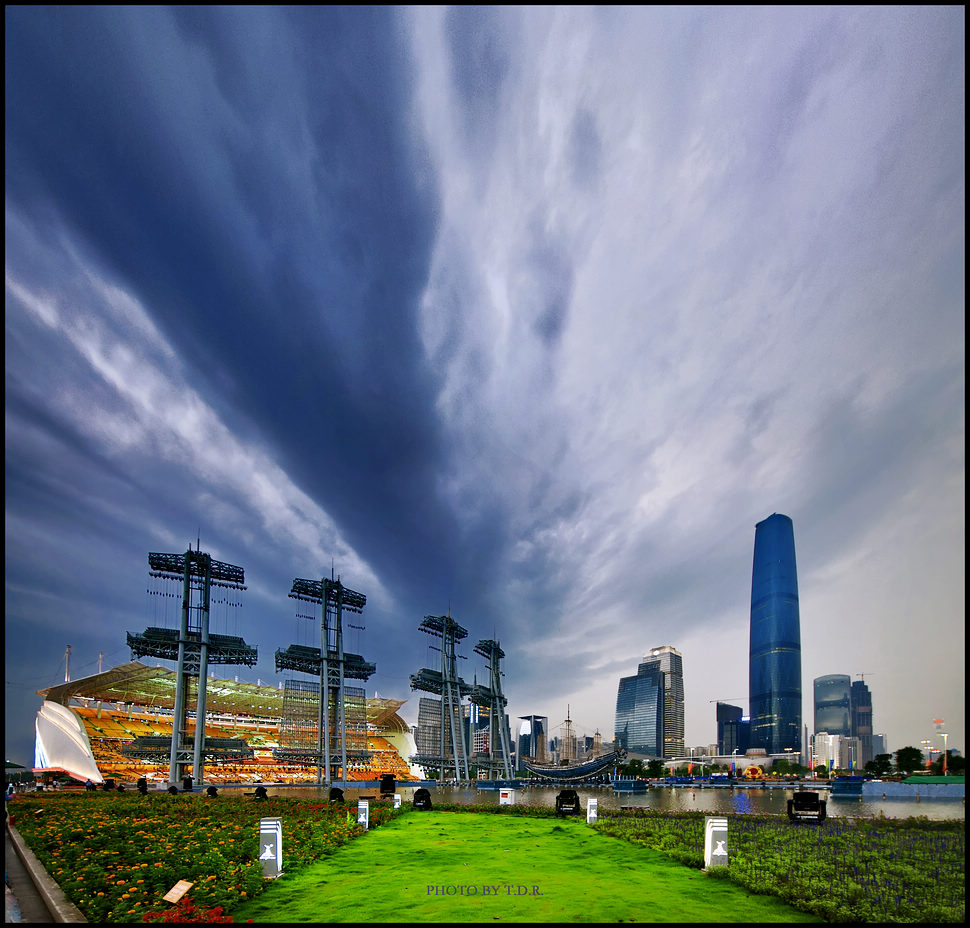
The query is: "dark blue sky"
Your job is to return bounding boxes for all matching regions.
[5,6,964,767]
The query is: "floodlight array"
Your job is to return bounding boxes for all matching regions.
[409,667,472,697]
[288,578,366,614]
[148,551,246,589]
[474,639,505,661]
[419,614,468,640]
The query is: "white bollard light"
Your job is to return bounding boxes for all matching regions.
[703,816,728,870]
[259,817,283,878]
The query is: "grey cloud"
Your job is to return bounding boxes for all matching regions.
[568,108,603,190]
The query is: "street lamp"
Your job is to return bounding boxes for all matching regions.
[920,739,932,769]
[940,731,948,776]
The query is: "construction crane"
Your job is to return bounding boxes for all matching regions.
[709,697,746,703]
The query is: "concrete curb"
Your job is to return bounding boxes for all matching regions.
[5,822,87,922]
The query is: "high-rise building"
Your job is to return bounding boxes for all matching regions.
[749,513,802,755]
[614,646,684,758]
[517,715,548,764]
[812,731,840,772]
[850,679,873,766]
[615,662,664,756]
[716,702,744,755]
[814,674,852,736]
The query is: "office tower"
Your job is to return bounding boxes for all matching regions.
[518,715,548,763]
[872,733,887,759]
[614,646,684,758]
[850,679,873,766]
[654,646,685,757]
[841,736,863,771]
[814,675,852,736]
[716,702,743,755]
[812,732,840,772]
[749,513,802,755]
[615,662,664,756]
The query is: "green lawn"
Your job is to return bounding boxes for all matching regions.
[232,811,822,923]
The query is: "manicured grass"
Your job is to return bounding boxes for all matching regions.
[231,811,822,923]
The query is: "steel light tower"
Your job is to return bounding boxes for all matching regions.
[276,576,374,785]
[410,613,471,783]
[129,547,255,787]
[467,639,513,780]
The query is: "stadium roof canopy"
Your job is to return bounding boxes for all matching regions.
[37,661,409,727]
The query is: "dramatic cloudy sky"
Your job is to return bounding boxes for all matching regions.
[5,6,964,768]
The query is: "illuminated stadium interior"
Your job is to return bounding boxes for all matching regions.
[34,662,419,785]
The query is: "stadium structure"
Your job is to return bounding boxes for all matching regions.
[31,546,419,787]
[33,661,420,786]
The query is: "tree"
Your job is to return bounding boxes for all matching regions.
[622,758,647,778]
[864,754,894,777]
[894,746,924,775]
[930,751,965,776]
[645,759,666,778]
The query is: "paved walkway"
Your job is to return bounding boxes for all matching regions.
[5,826,53,923]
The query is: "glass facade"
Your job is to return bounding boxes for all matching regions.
[655,646,685,758]
[716,702,744,755]
[850,680,873,766]
[517,715,548,763]
[615,664,664,755]
[749,513,802,755]
[814,674,851,736]
[614,646,682,758]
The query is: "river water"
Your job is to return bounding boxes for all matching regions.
[241,782,964,821]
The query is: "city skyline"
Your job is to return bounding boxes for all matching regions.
[5,7,964,768]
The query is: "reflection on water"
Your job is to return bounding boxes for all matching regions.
[247,782,963,821]
[731,790,754,815]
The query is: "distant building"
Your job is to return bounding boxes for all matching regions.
[614,646,684,758]
[517,715,548,764]
[749,514,802,755]
[841,736,863,771]
[872,733,887,758]
[850,679,873,766]
[814,674,852,736]
[716,702,744,755]
[812,732,840,772]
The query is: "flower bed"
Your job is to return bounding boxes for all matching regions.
[9,791,401,923]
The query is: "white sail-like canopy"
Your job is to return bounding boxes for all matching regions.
[34,700,103,783]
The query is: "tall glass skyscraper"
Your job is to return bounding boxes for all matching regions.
[814,674,852,736]
[850,679,873,766]
[749,513,802,755]
[614,646,684,758]
[716,702,744,755]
